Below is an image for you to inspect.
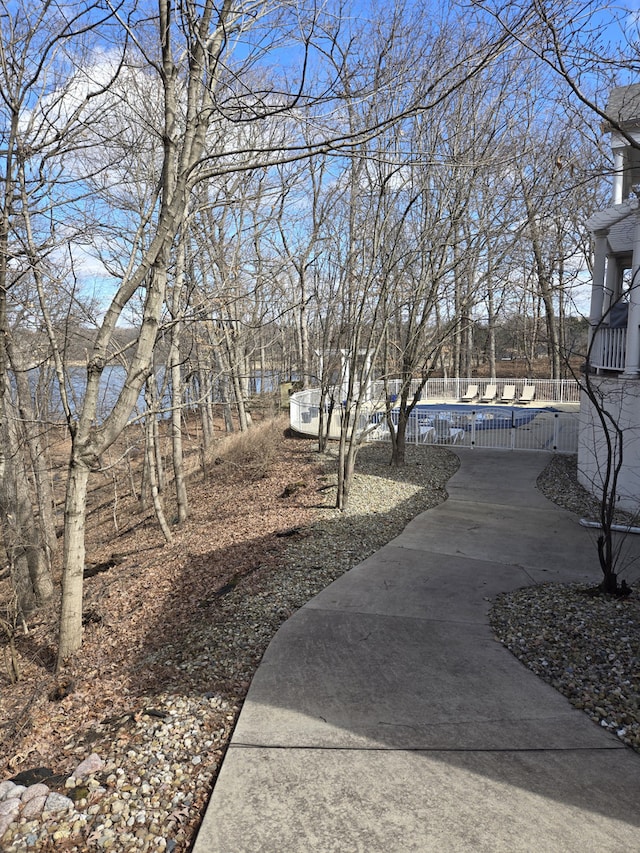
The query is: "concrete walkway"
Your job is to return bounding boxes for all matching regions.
[193,450,640,852]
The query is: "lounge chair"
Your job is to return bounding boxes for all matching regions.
[500,384,516,404]
[419,421,436,443]
[480,383,497,403]
[433,416,464,444]
[519,385,536,404]
[460,384,479,402]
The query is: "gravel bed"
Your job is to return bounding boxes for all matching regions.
[0,695,236,852]
[490,583,640,751]
[0,443,459,852]
[536,453,637,524]
[491,453,640,754]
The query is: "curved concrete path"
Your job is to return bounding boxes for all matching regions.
[194,450,640,852]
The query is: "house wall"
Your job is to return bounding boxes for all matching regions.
[578,377,640,513]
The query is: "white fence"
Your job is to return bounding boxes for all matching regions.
[375,376,581,404]
[366,407,580,454]
[290,378,581,454]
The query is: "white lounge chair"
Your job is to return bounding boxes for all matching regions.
[480,384,497,403]
[460,384,479,402]
[500,384,516,404]
[433,417,464,444]
[419,422,436,443]
[519,385,536,404]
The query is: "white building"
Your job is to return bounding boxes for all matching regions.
[580,84,640,511]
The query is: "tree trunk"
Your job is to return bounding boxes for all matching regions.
[296,267,312,388]
[232,367,250,431]
[390,414,407,466]
[170,349,188,523]
[145,384,173,543]
[486,266,497,379]
[317,390,334,453]
[0,396,53,609]
[9,550,36,617]
[9,349,58,564]
[58,458,91,663]
[169,241,188,522]
[540,282,560,379]
[196,363,215,449]
[139,449,151,512]
[336,423,358,511]
[152,408,166,495]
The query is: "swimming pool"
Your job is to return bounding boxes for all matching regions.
[376,403,559,432]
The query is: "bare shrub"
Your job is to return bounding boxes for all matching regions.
[210,415,290,480]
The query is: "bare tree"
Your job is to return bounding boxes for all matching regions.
[59,0,506,655]
[572,289,636,596]
[57,1,260,661]
[3,0,580,659]
[0,0,125,612]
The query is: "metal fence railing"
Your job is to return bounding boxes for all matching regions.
[367,407,580,454]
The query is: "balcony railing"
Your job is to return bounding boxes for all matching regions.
[591,327,627,372]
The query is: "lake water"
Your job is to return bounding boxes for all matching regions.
[29,365,281,422]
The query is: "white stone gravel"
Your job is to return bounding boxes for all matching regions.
[490,582,640,751]
[0,694,236,851]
